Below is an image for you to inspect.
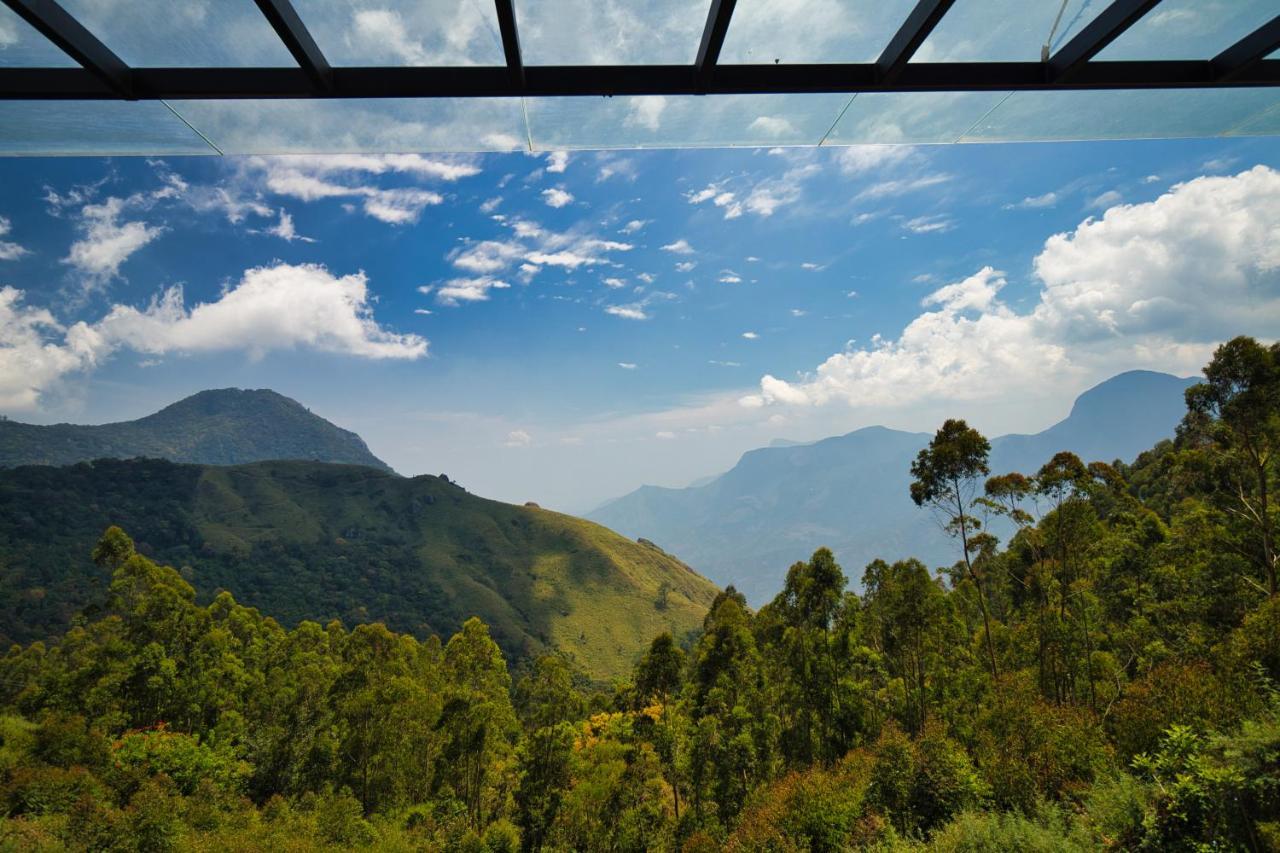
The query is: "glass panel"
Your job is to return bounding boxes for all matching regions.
[292,0,504,66]
[57,0,296,67]
[171,98,528,154]
[719,0,918,64]
[1227,101,1280,136]
[961,88,1280,141]
[525,94,850,149]
[917,0,1112,62]
[1098,0,1277,60]
[824,91,1011,144]
[0,101,216,155]
[0,5,79,66]
[513,0,710,65]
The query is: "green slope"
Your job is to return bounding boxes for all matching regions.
[0,388,390,470]
[0,458,717,680]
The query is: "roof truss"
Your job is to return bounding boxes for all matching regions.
[0,0,1277,101]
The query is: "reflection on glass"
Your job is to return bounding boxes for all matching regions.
[719,0,918,64]
[293,0,504,66]
[962,88,1280,141]
[0,6,79,67]
[526,94,850,149]
[57,0,296,67]
[917,0,1110,62]
[1098,0,1277,60]
[513,0,710,65]
[171,98,528,154]
[824,91,1011,144]
[0,101,216,155]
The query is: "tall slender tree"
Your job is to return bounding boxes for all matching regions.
[911,419,999,678]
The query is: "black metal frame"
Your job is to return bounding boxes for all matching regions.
[1,0,1277,101]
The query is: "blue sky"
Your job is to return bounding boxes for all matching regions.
[1,136,1278,510]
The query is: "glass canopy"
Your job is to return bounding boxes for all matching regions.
[0,0,1276,154]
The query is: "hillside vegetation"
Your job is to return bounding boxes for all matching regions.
[0,337,1277,851]
[0,388,390,471]
[0,459,716,680]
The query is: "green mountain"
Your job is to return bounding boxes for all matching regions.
[0,388,390,471]
[0,458,717,680]
[590,370,1198,603]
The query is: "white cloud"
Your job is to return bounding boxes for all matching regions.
[801,262,824,271]
[742,331,759,340]
[603,277,626,289]
[662,238,695,254]
[504,429,533,448]
[748,115,797,138]
[0,263,427,408]
[1089,189,1123,209]
[64,197,164,282]
[541,187,575,208]
[836,145,915,175]
[903,215,955,234]
[618,362,638,370]
[1005,191,1059,210]
[856,173,952,201]
[620,219,649,234]
[605,304,649,321]
[250,155,468,224]
[434,277,511,306]
[744,166,1280,411]
[0,216,28,261]
[265,210,315,243]
[790,308,807,317]
[480,196,502,213]
[719,271,742,284]
[675,261,696,273]
[545,151,570,173]
[655,430,676,440]
[625,95,667,131]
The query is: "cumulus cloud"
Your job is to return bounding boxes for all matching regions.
[63,197,165,283]
[541,187,574,208]
[686,162,819,219]
[545,151,570,173]
[662,238,695,254]
[744,166,1280,411]
[605,304,649,320]
[0,263,427,408]
[620,219,649,234]
[0,216,28,261]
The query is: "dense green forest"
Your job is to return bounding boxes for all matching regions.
[1,336,1278,851]
[0,459,717,680]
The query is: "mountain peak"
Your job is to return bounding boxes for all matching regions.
[0,389,391,471]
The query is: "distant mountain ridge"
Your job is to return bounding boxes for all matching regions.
[589,370,1199,603]
[0,388,391,471]
[0,458,718,680]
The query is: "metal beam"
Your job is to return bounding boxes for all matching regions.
[1048,0,1163,82]
[695,0,737,84]
[2,61,1277,101]
[252,0,331,92]
[1212,15,1280,82]
[1,0,131,96]
[493,0,524,86]
[876,0,955,84]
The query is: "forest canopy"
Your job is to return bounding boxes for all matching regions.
[1,336,1279,851]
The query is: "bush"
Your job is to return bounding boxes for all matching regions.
[926,808,1093,852]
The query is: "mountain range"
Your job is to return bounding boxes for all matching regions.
[588,370,1198,603]
[0,388,390,471]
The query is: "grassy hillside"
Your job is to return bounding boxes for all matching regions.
[0,458,716,680]
[0,388,390,470]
